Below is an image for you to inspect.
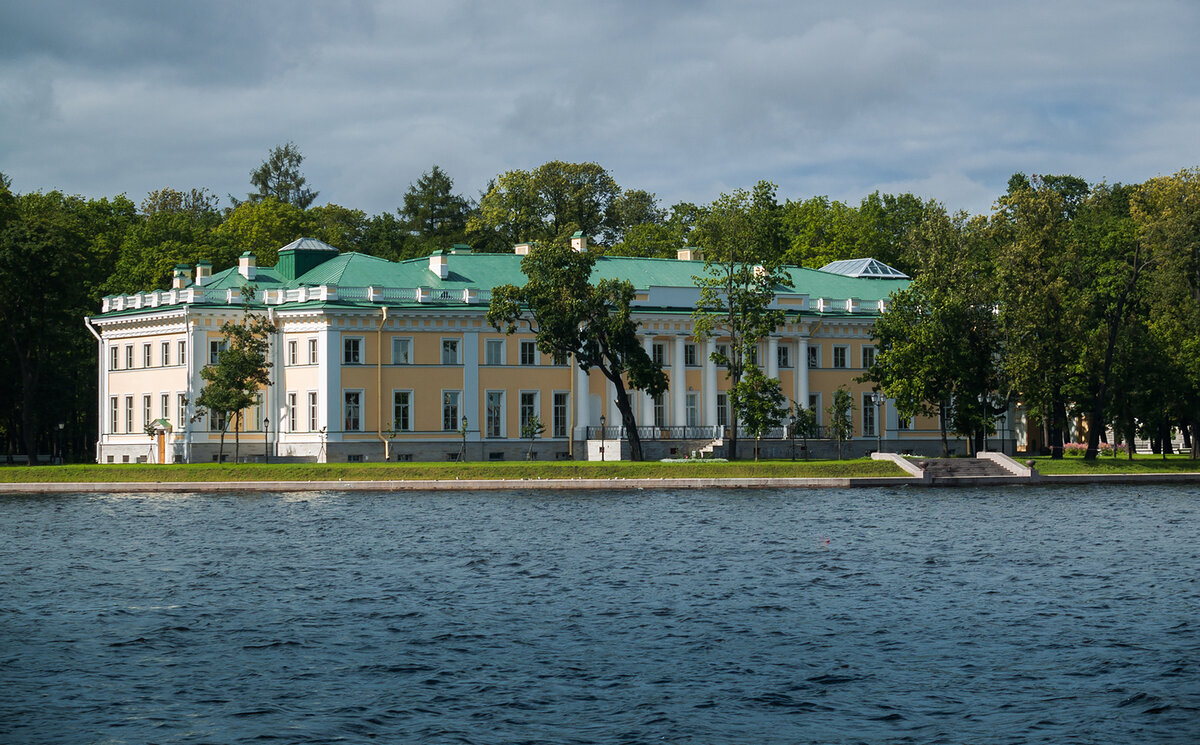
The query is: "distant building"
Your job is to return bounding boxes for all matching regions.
[87,237,994,463]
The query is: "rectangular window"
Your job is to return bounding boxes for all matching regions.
[126,345,134,369]
[684,343,697,366]
[177,393,187,429]
[519,391,538,430]
[160,393,169,420]
[392,338,412,365]
[288,340,297,366]
[110,346,119,371]
[833,346,848,369]
[308,391,319,432]
[809,394,821,427]
[553,392,569,438]
[686,393,699,427]
[749,346,759,366]
[442,391,461,430]
[898,415,910,431]
[344,337,362,365]
[652,343,665,366]
[485,339,504,366]
[717,393,728,428]
[252,393,263,431]
[308,338,318,365]
[778,344,791,369]
[110,396,119,433]
[807,345,819,369]
[654,394,666,428]
[209,340,225,364]
[861,346,877,370]
[143,343,152,368]
[142,395,151,431]
[178,340,186,368]
[344,391,362,431]
[213,410,227,433]
[520,340,537,366]
[442,339,460,365]
[716,344,729,367]
[125,396,134,433]
[287,393,297,432]
[863,394,876,437]
[161,342,170,367]
[486,391,504,437]
[393,390,412,432]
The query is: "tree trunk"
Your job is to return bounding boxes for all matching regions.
[1049,397,1067,459]
[13,343,39,465]
[234,411,242,462]
[610,377,644,461]
[938,401,949,458]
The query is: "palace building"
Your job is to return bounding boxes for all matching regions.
[86,236,1000,463]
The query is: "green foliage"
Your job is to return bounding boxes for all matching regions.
[196,312,277,463]
[826,387,855,459]
[692,180,790,459]
[471,161,620,247]
[214,197,306,266]
[486,233,667,460]
[521,414,546,459]
[399,165,471,254]
[729,364,788,460]
[244,142,318,209]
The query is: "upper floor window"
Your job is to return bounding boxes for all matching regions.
[392,338,412,365]
[861,346,877,370]
[344,337,362,365]
[520,340,537,366]
[684,344,698,367]
[651,343,665,366]
[442,339,460,365]
[161,341,170,367]
[110,346,119,371]
[833,346,848,369]
[126,345,134,369]
[485,339,504,366]
[807,345,819,369]
[143,343,152,368]
[308,338,318,365]
[778,345,791,369]
[178,341,186,368]
[209,340,225,364]
[288,340,297,366]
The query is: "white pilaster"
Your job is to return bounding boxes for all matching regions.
[767,336,779,380]
[642,335,655,426]
[462,330,480,441]
[321,321,341,443]
[672,334,686,427]
[703,338,717,427]
[574,361,590,438]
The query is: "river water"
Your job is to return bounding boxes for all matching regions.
[1,485,1197,744]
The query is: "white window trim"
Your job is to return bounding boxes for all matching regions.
[343,336,365,365]
[807,345,820,369]
[392,389,414,432]
[287,340,297,366]
[551,390,570,438]
[833,345,849,369]
[441,338,461,366]
[441,389,462,431]
[485,338,506,366]
[307,390,319,432]
[519,339,538,366]
[178,340,186,368]
[861,346,877,370]
[485,389,505,438]
[392,336,414,365]
[307,338,319,365]
[519,390,540,430]
[343,388,365,432]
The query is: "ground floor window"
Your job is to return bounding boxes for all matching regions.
[862,393,876,437]
[552,392,569,438]
[393,390,412,432]
[344,391,362,432]
[110,396,119,434]
[486,391,504,437]
[308,391,319,432]
[686,393,699,427]
[654,394,666,428]
[442,391,461,431]
[519,391,538,430]
[287,393,297,432]
[717,393,728,429]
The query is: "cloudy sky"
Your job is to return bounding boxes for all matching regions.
[2,1,1198,217]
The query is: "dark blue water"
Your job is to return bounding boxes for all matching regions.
[1,486,1197,744]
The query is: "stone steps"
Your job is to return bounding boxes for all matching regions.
[919,457,1012,478]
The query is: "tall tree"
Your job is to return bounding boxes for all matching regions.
[243,142,319,209]
[692,181,790,460]
[729,363,788,460]
[471,161,621,247]
[399,165,471,253]
[486,231,668,461]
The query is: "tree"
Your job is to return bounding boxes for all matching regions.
[826,386,855,459]
[790,402,819,460]
[521,414,545,460]
[399,165,471,254]
[141,187,221,219]
[487,232,668,461]
[196,311,276,463]
[471,161,621,246]
[729,364,788,460]
[692,181,791,460]
[243,142,318,209]
[214,197,307,266]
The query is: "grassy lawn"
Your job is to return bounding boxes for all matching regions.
[1031,453,1200,475]
[0,458,906,483]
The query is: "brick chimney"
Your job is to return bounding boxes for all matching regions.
[238,252,257,280]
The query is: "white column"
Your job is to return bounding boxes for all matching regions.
[703,338,717,427]
[796,338,810,410]
[462,330,479,442]
[321,322,341,444]
[767,336,779,380]
[672,335,686,427]
[574,361,590,438]
[642,335,655,426]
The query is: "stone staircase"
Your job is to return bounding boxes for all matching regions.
[919,457,1014,479]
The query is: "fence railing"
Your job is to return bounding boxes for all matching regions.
[586,425,723,440]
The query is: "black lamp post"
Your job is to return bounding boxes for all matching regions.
[263,416,270,464]
[789,406,797,461]
[460,415,469,462]
[599,414,607,461]
[57,422,65,465]
[977,394,989,453]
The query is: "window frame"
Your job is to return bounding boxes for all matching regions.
[308,338,319,365]
[519,391,539,430]
[651,342,666,367]
[143,343,152,368]
[161,341,171,367]
[777,344,791,369]
[442,390,461,431]
[209,340,225,365]
[110,396,119,433]
[343,389,363,432]
[393,389,413,432]
[288,340,297,366]
[287,392,297,432]
[861,346,877,370]
[441,338,461,366]
[484,339,505,366]
[178,340,187,368]
[308,391,319,432]
[110,346,119,371]
[392,337,413,365]
[552,391,569,438]
[519,339,537,366]
[862,393,877,437]
[807,345,820,369]
[485,390,505,438]
[833,345,848,369]
[343,337,363,365]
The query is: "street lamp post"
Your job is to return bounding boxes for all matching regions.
[977,394,988,453]
[263,416,270,464]
[459,416,469,462]
[57,422,65,465]
[871,392,884,454]
[599,414,606,461]
[789,406,797,461]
